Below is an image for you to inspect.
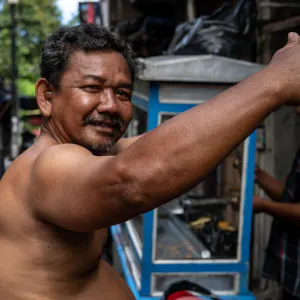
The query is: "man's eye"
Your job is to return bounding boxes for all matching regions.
[115,89,131,100]
[82,86,101,92]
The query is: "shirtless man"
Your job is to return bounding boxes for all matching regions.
[1,23,300,300]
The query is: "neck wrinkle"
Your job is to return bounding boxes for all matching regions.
[40,121,67,145]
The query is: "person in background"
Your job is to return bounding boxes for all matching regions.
[254,152,300,300]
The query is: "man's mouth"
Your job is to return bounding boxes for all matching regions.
[87,121,121,136]
[89,121,117,128]
[83,114,123,132]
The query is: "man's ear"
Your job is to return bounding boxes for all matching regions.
[36,78,53,118]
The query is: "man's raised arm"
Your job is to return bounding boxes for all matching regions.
[31,33,300,232]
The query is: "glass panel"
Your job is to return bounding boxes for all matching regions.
[155,113,244,260]
[152,273,236,295]
[159,113,176,124]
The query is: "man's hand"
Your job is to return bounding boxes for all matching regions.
[253,195,267,213]
[266,32,300,106]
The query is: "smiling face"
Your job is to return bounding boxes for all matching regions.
[37,50,133,155]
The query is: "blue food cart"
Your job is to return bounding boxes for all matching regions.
[111,55,263,300]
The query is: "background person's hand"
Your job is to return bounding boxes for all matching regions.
[266,32,300,107]
[253,195,267,213]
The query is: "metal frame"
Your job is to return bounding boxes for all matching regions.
[150,272,239,297]
[112,81,256,299]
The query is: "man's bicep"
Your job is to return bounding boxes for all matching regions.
[29,145,127,232]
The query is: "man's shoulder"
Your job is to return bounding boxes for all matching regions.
[30,143,94,184]
[34,143,92,168]
[38,143,92,158]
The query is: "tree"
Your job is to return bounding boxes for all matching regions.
[0,0,62,95]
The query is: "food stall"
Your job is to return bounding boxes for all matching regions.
[111,55,263,299]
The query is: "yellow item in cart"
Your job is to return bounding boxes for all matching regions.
[189,217,211,229]
[218,221,235,231]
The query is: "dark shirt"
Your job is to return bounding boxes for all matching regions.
[263,150,300,297]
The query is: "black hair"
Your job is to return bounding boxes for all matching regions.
[40,23,136,88]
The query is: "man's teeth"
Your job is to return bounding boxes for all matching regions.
[92,123,113,128]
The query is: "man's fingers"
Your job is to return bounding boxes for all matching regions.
[287,32,300,45]
[274,32,300,56]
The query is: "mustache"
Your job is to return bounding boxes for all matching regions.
[83,114,123,130]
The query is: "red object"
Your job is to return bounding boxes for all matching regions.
[167,291,200,300]
[28,116,42,126]
[87,2,95,23]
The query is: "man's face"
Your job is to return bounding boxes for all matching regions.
[48,50,133,155]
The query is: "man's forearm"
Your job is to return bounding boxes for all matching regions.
[262,201,300,226]
[114,69,285,215]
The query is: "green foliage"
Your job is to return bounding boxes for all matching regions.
[0,0,62,95]
[18,78,35,96]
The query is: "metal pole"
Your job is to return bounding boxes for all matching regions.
[10,2,19,159]
[100,0,110,28]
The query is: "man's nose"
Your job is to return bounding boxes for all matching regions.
[96,87,119,114]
